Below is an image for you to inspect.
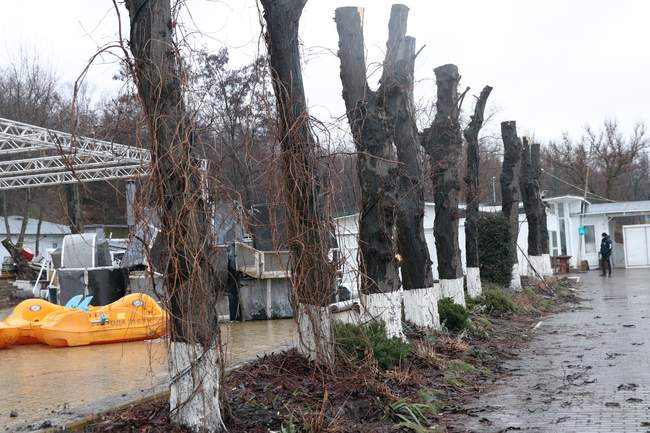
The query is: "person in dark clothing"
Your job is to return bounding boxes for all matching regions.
[599,232,613,276]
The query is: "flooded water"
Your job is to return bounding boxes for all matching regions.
[0,308,295,430]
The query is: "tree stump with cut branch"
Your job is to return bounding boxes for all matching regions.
[500,120,523,290]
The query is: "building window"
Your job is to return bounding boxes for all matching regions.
[584,225,596,254]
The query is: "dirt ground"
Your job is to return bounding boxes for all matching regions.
[76,277,580,433]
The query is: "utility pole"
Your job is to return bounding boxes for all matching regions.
[578,166,590,267]
[492,176,496,205]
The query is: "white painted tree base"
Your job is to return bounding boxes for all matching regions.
[402,286,441,329]
[465,267,482,298]
[510,263,522,291]
[296,303,334,366]
[541,253,554,276]
[169,342,225,432]
[360,291,403,339]
[526,255,548,279]
[440,277,466,306]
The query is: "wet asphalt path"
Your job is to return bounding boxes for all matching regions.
[449,268,650,432]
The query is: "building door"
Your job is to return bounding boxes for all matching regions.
[623,224,650,268]
[583,225,599,267]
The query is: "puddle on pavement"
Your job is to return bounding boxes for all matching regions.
[0,311,295,430]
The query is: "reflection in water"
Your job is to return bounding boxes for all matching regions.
[0,316,295,430]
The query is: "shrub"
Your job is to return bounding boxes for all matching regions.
[478,213,515,286]
[334,321,410,369]
[437,297,469,331]
[481,287,516,315]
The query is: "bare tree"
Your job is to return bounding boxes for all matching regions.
[125,0,225,431]
[335,5,403,336]
[261,0,337,366]
[421,64,467,306]
[193,50,274,212]
[586,121,648,199]
[500,120,522,291]
[463,85,492,297]
[543,121,648,201]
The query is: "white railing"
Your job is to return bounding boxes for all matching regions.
[234,242,290,279]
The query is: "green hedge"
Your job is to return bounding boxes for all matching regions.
[477,213,514,286]
[438,297,470,331]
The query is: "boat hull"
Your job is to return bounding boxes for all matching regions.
[0,294,167,348]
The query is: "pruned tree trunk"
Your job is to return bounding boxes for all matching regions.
[125,1,225,431]
[520,137,544,278]
[500,121,523,291]
[336,6,403,337]
[463,86,492,298]
[35,210,43,256]
[378,4,435,328]
[532,142,552,276]
[261,0,337,365]
[422,65,466,306]
[2,192,10,237]
[16,189,31,249]
[64,183,82,234]
[2,238,35,280]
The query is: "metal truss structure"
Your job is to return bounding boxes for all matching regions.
[0,117,151,190]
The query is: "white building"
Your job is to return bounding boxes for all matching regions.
[547,195,650,270]
[334,195,650,294]
[0,216,70,263]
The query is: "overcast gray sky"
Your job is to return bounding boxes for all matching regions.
[2,0,649,143]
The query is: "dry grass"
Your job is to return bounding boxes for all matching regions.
[412,340,447,369]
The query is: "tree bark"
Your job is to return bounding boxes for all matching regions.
[463,85,492,296]
[500,121,522,290]
[534,142,550,256]
[520,137,542,256]
[64,183,82,234]
[16,189,32,249]
[35,210,43,256]
[125,1,225,431]
[421,64,465,304]
[2,238,35,280]
[336,6,404,337]
[381,5,433,292]
[261,0,337,365]
[335,7,400,296]
[2,192,10,237]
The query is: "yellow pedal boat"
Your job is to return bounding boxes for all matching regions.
[0,294,167,349]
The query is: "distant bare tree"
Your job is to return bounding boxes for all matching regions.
[585,121,648,199]
[543,121,648,201]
